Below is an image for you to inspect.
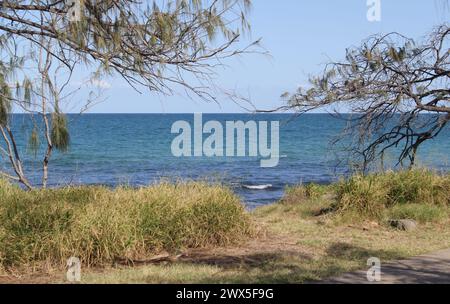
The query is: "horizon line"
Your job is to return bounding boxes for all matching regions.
[10,112,354,115]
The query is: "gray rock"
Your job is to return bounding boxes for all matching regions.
[389,219,418,231]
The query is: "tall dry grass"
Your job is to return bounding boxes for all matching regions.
[277,170,449,223]
[334,169,450,219]
[0,180,252,270]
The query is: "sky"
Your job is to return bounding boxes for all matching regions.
[75,0,449,113]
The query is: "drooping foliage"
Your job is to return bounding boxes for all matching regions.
[51,112,70,153]
[0,0,255,98]
[0,0,255,188]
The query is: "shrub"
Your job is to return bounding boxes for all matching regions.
[334,170,450,219]
[0,181,252,269]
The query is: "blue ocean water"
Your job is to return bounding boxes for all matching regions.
[2,114,449,208]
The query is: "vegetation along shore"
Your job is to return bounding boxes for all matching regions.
[0,169,448,283]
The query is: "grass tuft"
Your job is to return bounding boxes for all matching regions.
[386,204,447,223]
[333,170,450,220]
[281,183,329,204]
[0,180,252,270]
[277,170,449,223]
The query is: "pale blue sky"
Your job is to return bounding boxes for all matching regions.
[82,0,449,113]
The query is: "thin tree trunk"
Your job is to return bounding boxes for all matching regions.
[0,126,33,190]
[39,38,53,189]
[42,113,52,189]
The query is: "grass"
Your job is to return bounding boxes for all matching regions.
[282,183,330,202]
[0,180,252,271]
[76,191,450,284]
[333,169,450,221]
[0,169,449,283]
[386,204,447,223]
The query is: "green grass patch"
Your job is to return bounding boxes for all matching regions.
[2,170,450,283]
[282,183,330,203]
[277,170,450,223]
[0,180,252,270]
[333,169,450,220]
[386,204,448,223]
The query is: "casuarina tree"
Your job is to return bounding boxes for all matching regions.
[0,0,256,188]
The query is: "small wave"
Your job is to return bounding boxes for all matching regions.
[242,184,273,190]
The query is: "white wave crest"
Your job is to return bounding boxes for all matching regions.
[242,184,273,190]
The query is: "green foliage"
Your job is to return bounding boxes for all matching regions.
[387,46,406,62]
[282,183,329,204]
[0,0,256,190]
[0,73,12,126]
[28,127,40,157]
[51,112,70,152]
[23,78,32,105]
[279,170,449,224]
[334,170,450,219]
[387,204,447,223]
[0,181,252,269]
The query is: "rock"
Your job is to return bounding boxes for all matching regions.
[389,219,418,231]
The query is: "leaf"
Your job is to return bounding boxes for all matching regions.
[51,112,70,152]
[0,78,11,126]
[28,127,40,158]
[23,78,32,104]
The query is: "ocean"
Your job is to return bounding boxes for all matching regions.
[2,114,449,208]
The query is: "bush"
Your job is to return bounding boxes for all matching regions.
[0,181,252,269]
[334,170,450,219]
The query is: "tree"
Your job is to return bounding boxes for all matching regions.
[283,24,449,170]
[0,0,255,98]
[0,0,256,188]
[0,26,98,189]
